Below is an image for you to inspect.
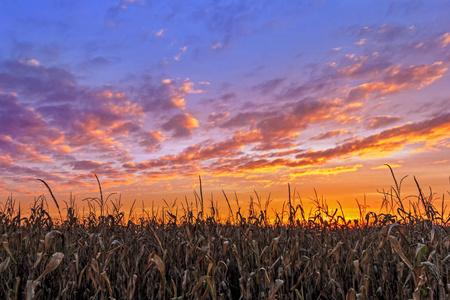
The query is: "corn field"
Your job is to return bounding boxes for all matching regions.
[1,168,450,299]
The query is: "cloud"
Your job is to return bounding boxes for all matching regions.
[155,29,165,37]
[354,38,366,46]
[138,131,165,152]
[372,163,401,170]
[0,58,213,185]
[367,116,403,130]
[0,59,76,96]
[295,113,450,164]
[0,91,68,162]
[345,62,447,102]
[174,46,188,61]
[220,111,268,129]
[433,159,448,164]
[310,129,347,141]
[123,130,262,172]
[252,78,286,94]
[137,77,203,111]
[290,164,363,178]
[0,59,154,157]
[266,148,304,158]
[256,98,340,139]
[0,158,62,183]
[384,62,447,88]
[0,155,15,167]
[71,160,125,178]
[210,41,225,50]
[81,56,120,69]
[72,160,109,171]
[162,113,199,138]
[208,111,229,127]
[338,54,392,78]
[441,33,450,47]
[18,58,40,66]
[207,113,450,174]
[0,135,53,163]
[356,24,416,44]
[0,59,165,171]
[0,92,60,141]
[217,96,345,151]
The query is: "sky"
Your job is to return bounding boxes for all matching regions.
[0,0,449,219]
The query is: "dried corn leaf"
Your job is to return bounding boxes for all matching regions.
[2,241,17,264]
[151,252,165,276]
[33,252,43,268]
[269,279,284,299]
[413,274,427,300]
[34,252,64,283]
[100,271,113,296]
[189,275,210,297]
[0,257,10,271]
[91,258,100,275]
[44,230,62,250]
[388,235,413,271]
[328,241,344,257]
[127,274,137,300]
[26,280,35,300]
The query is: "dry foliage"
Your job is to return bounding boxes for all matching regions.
[0,167,449,299]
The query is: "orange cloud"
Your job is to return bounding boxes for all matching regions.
[95,90,126,99]
[162,113,199,138]
[433,159,448,164]
[56,145,75,153]
[208,113,450,175]
[372,163,401,170]
[290,164,363,178]
[162,78,203,109]
[346,62,447,102]
[355,38,366,45]
[296,113,450,163]
[18,58,40,67]
[385,62,447,88]
[0,155,14,166]
[104,101,143,117]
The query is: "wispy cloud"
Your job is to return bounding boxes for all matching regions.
[310,129,347,141]
[366,116,403,130]
[290,164,363,178]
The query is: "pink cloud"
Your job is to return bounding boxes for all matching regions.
[440,33,450,48]
[139,131,165,152]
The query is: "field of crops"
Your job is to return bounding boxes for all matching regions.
[1,170,449,299]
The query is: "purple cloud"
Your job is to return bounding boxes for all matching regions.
[162,113,199,138]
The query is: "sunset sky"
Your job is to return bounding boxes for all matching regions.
[1,1,449,218]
